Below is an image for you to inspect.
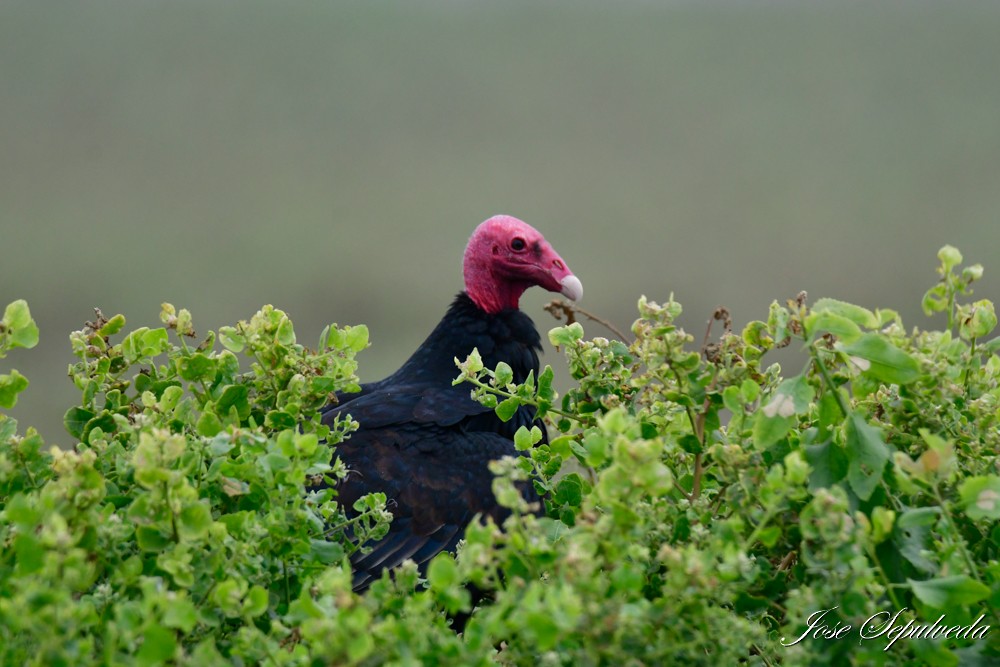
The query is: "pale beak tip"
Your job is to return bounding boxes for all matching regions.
[560,275,583,302]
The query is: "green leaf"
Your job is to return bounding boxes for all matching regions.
[538,365,555,402]
[548,322,584,348]
[345,324,369,352]
[678,433,702,454]
[214,579,247,617]
[909,575,989,609]
[262,452,291,473]
[0,370,29,409]
[158,385,184,412]
[216,384,250,421]
[83,412,116,443]
[64,406,95,438]
[636,461,672,495]
[767,301,791,343]
[495,397,520,422]
[526,610,561,650]
[982,336,1000,355]
[243,586,269,618]
[142,328,169,357]
[811,298,879,329]
[803,440,848,491]
[463,348,484,374]
[839,333,921,385]
[922,284,949,316]
[122,328,160,362]
[0,415,17,441]
[548,434,574,458]
[938,245,963,271]
[196,410,223,437]
[816,391,842,438]
[514,425,541,451]
[10,321,39,351]
[218,326,245,353]
[136,526,172,552]
[958,476,1000,521]
[753,375,813,448]
[722,386,743,414]
[178,502,213,540]
[758,525,782,548]
[600,408,629,434]
[740,379,760,404]
[874,308,900,326]
[844,413,889,501]
[959,299,997,340]
[162,597,198,633]
[295,433,318,455]
[554,474,585,507]
[896,507,939,574]
[309,539,345,564]
[99,313,126,336]
[5,492,37,525]
[871,506,895,544]
[611,563,645,593]
[14,533,44,575]
[494,362,514,388]
[582,431,609,467]
[137,624,177,666]
[347,625,376,662]
[963,263,984,283]
[742,320,770,349]
[265,410,296,430]
[2,300,39,354]
[428,553,458,591]
[804,311,863,343]
[770,375,813,415]
[177,353,216,382]
[753,411,792,450]
[276,317,295,346]
[910,640,961,667]
[3,299,33,330]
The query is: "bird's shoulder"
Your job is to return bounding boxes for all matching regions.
[321,293,543,431]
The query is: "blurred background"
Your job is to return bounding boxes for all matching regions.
[3,1,999,443]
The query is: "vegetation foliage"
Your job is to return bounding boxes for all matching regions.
[2,246,1000,665]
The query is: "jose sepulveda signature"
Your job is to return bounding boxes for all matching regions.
[781,606,991,651]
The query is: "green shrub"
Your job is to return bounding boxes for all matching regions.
[2,246,1000,665]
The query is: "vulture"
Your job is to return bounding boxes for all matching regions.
[320,215,582,592]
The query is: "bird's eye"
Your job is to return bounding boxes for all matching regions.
[511,237,526,252]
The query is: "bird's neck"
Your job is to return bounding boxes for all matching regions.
[390,292,540,384]
[464,264,527,314]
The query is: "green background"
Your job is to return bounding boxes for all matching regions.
[3,1,999,441]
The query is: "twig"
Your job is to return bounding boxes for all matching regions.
[811,344,851,417]
[701,307,732,351]
[544,299,631,342]
[691,453,703,499]
[777,550,797,572]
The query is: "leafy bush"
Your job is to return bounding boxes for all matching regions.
[2,246,1000,665]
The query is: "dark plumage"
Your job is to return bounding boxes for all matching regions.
[320,215,581,591]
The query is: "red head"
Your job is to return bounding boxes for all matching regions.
[463,215,582,314]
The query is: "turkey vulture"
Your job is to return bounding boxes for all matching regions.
[321,215,582,591]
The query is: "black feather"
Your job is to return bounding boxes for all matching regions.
[320,292,545,592]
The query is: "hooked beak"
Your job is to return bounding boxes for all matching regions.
[538,243,582,301]
[559,274,583,301]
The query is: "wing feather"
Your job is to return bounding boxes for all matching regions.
[331,425,535,591]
